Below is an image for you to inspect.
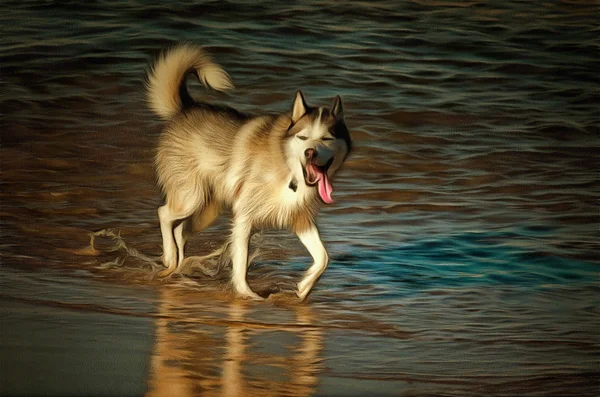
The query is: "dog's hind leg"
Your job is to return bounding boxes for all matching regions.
[173,202,219,268]
[174,219,190,267]
[158,196,201,277]
[296,223,329,301]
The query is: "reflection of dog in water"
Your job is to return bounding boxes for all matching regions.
[146,44,352,300]
[147,291,323,396]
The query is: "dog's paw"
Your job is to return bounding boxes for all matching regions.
[240,293,263,301]
[296,290,308,302]
[296,284,312,302]
[235,289,263,301]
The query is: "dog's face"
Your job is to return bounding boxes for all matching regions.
[285,91,352,204]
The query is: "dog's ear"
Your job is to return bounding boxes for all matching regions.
[331,95,344,120]
[291,90,308,123]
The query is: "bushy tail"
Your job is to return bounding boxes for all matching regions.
[146,43,234,120]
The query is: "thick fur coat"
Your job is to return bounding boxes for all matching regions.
[147,44,351,300]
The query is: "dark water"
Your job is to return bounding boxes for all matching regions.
[1,1,599,396]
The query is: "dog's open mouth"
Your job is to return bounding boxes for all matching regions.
[303,158,334,204]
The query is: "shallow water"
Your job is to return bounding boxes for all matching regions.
[1,1,599,396]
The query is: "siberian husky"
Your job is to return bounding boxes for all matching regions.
[146,44,352,300]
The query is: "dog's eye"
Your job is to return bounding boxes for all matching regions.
[297,136,308,140]
[322,137,335,141]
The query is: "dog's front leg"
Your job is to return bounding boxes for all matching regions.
[230,217,261,300]
[296,223,329,301]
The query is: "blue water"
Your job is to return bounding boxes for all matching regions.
[1,1,598,395]
[333,241,591,291]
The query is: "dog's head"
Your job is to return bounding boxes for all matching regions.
[285,90,352,204]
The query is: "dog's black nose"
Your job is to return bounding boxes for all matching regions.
[304,148,316,160]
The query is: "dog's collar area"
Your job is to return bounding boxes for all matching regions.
[289,178,298,192]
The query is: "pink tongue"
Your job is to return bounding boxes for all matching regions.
[317,170,334,204]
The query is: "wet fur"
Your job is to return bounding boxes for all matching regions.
[147,44,351,300]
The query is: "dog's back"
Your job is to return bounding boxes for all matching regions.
[155,108,242,207]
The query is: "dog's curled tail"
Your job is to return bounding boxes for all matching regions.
[146,44,234,120]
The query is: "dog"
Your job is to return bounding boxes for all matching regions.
[146,44,352,300]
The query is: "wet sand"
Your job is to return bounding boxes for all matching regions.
[1,266,414,397]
